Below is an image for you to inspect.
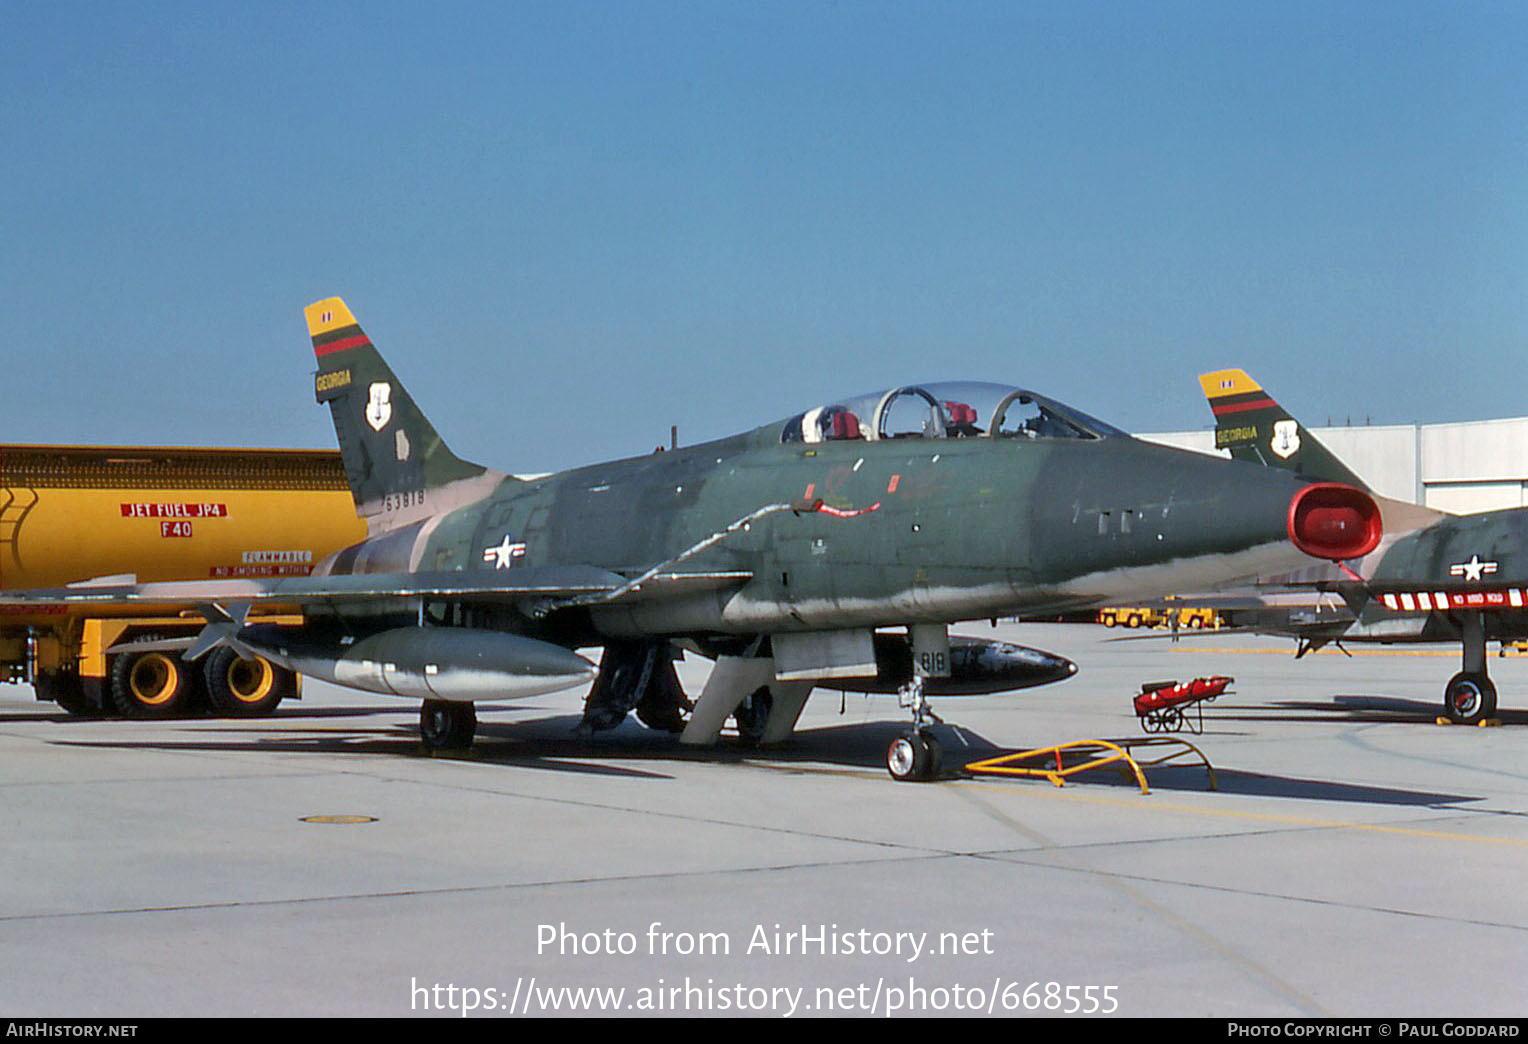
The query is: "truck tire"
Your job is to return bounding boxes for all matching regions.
[110,647,191,717]
[203,647,284,716]
[36,670,94,717]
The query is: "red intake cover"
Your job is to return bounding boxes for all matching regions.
[1287,483,1382,561]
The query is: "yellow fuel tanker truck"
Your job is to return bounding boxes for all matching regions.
[0,444,365,716]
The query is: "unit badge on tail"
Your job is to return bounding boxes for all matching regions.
[366,382,392,431]
[1271,419,1300,459]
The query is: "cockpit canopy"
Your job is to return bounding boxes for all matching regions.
[780,381,1125,444]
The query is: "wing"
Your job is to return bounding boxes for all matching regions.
[0,566,754,618]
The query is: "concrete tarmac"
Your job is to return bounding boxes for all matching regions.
[1,623,1525,1018]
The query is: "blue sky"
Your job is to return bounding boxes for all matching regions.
[2,1,1524,472]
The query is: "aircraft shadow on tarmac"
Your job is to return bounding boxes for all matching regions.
[40,713,973,781]
[0,705,390,726]
[1202,695,1528,726]
[1182,769,1476,806]
[30,709,1482,807]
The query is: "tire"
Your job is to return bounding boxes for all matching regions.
[733,686,773,747]
[203,648,283,716]
[420,699,476,750]
[36,671,94,717]
[922,734,944,779]
[635,699,687,733]
[110,648,191,717]
[634,657,688,733]
[887,731,935,782]
[1444,671,1497,726]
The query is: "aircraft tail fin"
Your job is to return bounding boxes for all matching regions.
[1198,369,1369,491]
[306,298,490,525]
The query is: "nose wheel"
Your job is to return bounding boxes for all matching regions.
[887,730,943,781]
[885,676,944,781]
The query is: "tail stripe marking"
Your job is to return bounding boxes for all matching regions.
[314,333,372,358]
[1209,396,1279,416]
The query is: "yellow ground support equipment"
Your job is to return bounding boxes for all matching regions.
[0,443,366,716]
[964,736,1217,795]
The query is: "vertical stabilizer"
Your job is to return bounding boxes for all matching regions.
[306,298,490,527]
[1198,369,1369,490]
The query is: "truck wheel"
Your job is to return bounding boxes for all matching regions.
[37,671,94,717]
[110,649,190,717]
[203,648,283,716]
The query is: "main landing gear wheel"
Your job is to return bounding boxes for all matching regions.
[1444,671,1497,726]
[733,686,774,747]
[886,731,943,782]
[420,700,477,750]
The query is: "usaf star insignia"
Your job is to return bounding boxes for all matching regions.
[482,534,527,570]
[1449,555,1498,583]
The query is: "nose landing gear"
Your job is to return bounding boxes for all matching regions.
[886,675,944,782]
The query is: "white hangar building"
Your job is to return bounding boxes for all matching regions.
[1142,417,1528,515]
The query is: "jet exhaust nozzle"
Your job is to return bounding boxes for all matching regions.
[1287,483,1382,561]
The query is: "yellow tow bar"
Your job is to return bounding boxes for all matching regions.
[964,736,1217,795]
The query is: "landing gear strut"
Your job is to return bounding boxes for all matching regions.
[886,676,943,782]
[1444,612,1498,726]
[582,641,690,733]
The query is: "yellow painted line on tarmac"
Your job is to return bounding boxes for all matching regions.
[1175,646,1458,657]
[962,779,1528,849]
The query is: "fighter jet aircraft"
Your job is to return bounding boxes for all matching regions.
[0,301,1382,779]
[1201,368,1528,724]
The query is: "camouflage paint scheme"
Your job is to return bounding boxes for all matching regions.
[306,302,1359,643]
[0,303,1382,776]
[1201,368,1528,723]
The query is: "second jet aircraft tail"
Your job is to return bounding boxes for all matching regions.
[1198,368,1369,490]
